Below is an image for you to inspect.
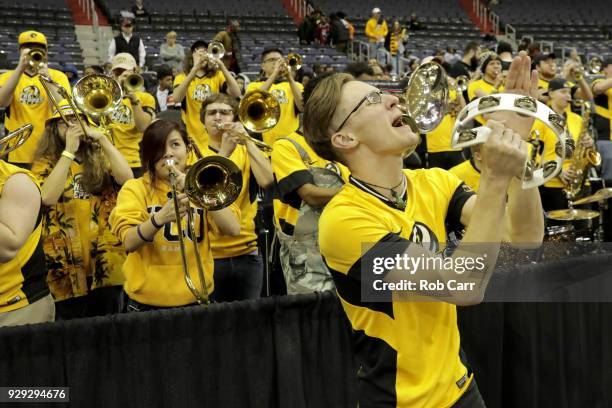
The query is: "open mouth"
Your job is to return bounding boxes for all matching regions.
[392,116,404,127]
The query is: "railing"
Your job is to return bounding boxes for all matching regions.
[505,23,516,43]
[540,41,554,54]
[286,0,314,24]
[349,40,370,62]
[472,0,500,35]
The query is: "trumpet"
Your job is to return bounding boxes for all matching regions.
[28,49,46,71]
[207,41,225,60]
[215,123,273,152]
[0,123,33,157]
[165,151,242,304]
[588,57,603,74]
[123,73,144,93]
[286,53,302,72]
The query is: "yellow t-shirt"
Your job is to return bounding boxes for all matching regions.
[0,161,47,313]
[30,159,125,301]
[467,78,504,125]
[365,18,388,42]
[426,89,462,153]
[173,70,226,151]
[0,69,71,164]
[538,78,550,92]
[449,159,481,192]
[538,110,582,188]
[109,173,240,307]
[208,145,259,259]
[593,78,612,140]
[271,132,349,235]
[319,167,475,408]
[246,80,303,146]
[108,91,156,168]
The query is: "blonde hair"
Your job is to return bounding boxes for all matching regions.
[166,31,177,38]
[303,73,354,163]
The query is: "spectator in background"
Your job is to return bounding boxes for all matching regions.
[148,65,174,112]
[213,19,242,74]
[298,9,317,45]
[526,43,540,59]
[330,13,349,53]
[345,61,374,80]
[84,65,104,76]
[444,47,461,65]
[408,12,422,31]
[316,15,331,45]
[449,41,481,80]
[496,41,513,72]
[103,62,113,75]
[108,15,146,68]
[236,73,250,95]
[365,7,388,60]
[387,19,408,75]
[159,31,184,74]
[63,64,79,87]
[336,12,354,43]
[131,0,150,24]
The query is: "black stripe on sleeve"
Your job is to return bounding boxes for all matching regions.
[446,182,475,231]
[276,169,313,202]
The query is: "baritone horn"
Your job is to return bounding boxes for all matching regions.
[286,53,302,72]
[207,41,225,59]
[72,74,123,138]
[0,124,33,157]
[165,152,242,304]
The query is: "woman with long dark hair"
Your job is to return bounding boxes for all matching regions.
[109,119,240,311]
[31,102,133,319]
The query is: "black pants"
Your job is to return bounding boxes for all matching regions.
[539,186,568,212]
[452,380,487,408]
[428,151,465,170]
[55,286,123,320]
[211,254,263,302]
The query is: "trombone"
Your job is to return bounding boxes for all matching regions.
[165,150,242,304]
[0,124,33,157]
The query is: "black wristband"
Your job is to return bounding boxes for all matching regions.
[150,213,162,229]
[137,224,153,242]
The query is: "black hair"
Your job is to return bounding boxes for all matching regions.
[261,47,283,61]
[344,61,374,78]
[156,64,173,80]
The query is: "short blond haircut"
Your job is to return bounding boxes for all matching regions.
[166,31,177,38]
[303,73,354,163]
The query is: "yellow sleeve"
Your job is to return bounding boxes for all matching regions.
[246,81,263,93]
[381,20,388,36]
[365,19,375,37]
[0,71,11,87]
[50,69,72,96]
[271,138,312,199]
[467,81,477,101]
[214,70,226,91]
[173,73,186,89]
[109,179,148,243]
[206,202,241,235]
[139,92,156,110]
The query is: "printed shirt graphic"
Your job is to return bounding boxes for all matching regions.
[109,172,240,307]
[246,81,302,146]
[319,167,475,408]
[108,91,155,167]
[0,69,71,164]
[31,159,125,301]
[173,70,226,151]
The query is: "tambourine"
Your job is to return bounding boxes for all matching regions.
[450,93,573,189]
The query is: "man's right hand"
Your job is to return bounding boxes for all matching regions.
[191,50,207,73]
[17,48,30,73]
[272,58,286,79]
[480,120,528,181]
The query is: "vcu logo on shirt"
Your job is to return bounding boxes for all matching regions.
[193,84,212,102]
[19,86,44,105]
[409,222,440,253]
[110,105,134,125]
[271,89,288,104]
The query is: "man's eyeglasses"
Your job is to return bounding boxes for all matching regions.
[206,108,234,116]
[335,91,383,132]
[263,57,282,64]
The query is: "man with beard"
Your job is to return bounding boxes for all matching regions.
[450,42,481,101]
[533,52,556,103]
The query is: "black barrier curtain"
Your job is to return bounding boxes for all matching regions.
[0,292,358,408]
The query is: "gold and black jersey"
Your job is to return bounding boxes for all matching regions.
[449,159,481,192]
[467,78,504,125]
[0,161,48,313]
[319,167,475,408]
[207,145,259,259]
[426,88,462,153]
[271,132,349,235]
[0,69,71,164]
[593,78,612,140]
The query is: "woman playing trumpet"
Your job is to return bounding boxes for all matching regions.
[201,94,274,301]
[31,101,133,319]
[109,120,240,311]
